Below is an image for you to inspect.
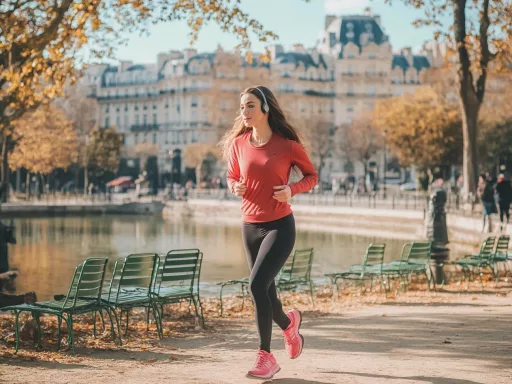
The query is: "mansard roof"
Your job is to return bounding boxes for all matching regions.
[339,15,387,50]
[392,54,431,73]
[274,52,328,70]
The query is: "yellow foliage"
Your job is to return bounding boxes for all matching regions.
[0,0,280,134]
[10,106,78,175]
[373,87,462,170]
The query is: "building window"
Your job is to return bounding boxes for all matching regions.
[105,117,110,127]
[143,115,147,126]
[347,52,355,59]
[153,104,157,110]
[134,133,138,144]
[124,104,128,112]
[153,133,157,144]
[143,104,148,111]
[153,113,157,125]
[116,117,120,128]
[369,53,376,59]
[135,115,140,125]
[347,104,354,112]
[191,96,198,107]
[134,105,139,111]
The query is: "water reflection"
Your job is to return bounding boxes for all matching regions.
[7,216,465,301]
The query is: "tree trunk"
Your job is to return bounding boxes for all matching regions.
[363,161,368,193]
[318,158,326,188]
[427,168,434,193]
[460,100,480,197]
[74,162,80,194]
[195,162,203,189]
[25,172,30,200]
[84,167,89,196]
[0,134,9,203]
[15,168,20,192]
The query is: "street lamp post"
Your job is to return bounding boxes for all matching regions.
[383,128,388,199]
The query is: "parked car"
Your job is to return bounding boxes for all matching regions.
[399,182,417,191]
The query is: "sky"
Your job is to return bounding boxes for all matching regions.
[111,0,452,64]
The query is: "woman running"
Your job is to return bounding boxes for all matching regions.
[220,85,318,379]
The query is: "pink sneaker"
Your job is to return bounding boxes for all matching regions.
[282,309,304,359]
[246,349,281,379]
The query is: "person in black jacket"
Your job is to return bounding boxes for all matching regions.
[477,174,497,232]
[495,174,512,229]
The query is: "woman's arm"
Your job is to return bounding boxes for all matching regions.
[288,141,318,196]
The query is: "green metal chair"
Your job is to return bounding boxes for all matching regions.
[488,235,510,281]
[276,248,315,303]
[325,244,386,296]
[1,257,110,353]
[455,237,496,285]
[395,241,435,291]
[102,253,161,341]
[152,249,204,328]
[217,248,315,315]
[379,242,434,292]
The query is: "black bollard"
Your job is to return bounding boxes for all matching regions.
[425,189,450,285]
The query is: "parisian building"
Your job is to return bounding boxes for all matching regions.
[84,10,444,186]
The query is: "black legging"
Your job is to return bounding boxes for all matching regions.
[242,214,295,352]
[499,202,510,223]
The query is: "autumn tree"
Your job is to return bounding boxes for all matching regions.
[390,0,512,195]
[54,82,97,192]
[183,143,221,188]
[0,0,282,201]
[478,75,512,173]
[373,88,462,188]
[9,106,78,198]
[342,113,383,192]
[300,117,335,181]
[85,126,123,187]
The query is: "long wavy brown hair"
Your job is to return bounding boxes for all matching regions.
[219,86,305,160]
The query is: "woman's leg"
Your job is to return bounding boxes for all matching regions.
[243,215,295,352]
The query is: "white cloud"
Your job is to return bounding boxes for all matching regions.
[324,0,370,14]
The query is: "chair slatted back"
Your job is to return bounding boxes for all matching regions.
[107,253,159,302]
[155,249,201,295]
[495,235,509,255]
[405,242,432,266]
[478,237,496,260]
[362,244,386,272]
[280,248,314,282]
[61,258,108,309]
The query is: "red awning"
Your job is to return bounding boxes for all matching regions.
[106,176,133,188]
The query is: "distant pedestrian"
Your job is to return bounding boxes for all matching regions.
[495,173,512,230]
[477,174,497,232]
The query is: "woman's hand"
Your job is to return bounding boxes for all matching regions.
[233,182,247,196]
[273,185,292,202]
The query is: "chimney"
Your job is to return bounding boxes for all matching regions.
[364,7,372,16]
[183,48,197,61]
[157,53,168,71]
[119,60,133,72]
[401,47,413,66]
[309,48,319,65]
[325,15,336,30]
[269,44,284,60]
[292,44,306,53]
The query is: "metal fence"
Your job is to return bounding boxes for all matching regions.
[187,188,483,218]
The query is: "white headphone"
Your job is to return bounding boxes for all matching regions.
[254,87,270,113]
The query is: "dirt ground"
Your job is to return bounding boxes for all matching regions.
[1,284,512,384]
